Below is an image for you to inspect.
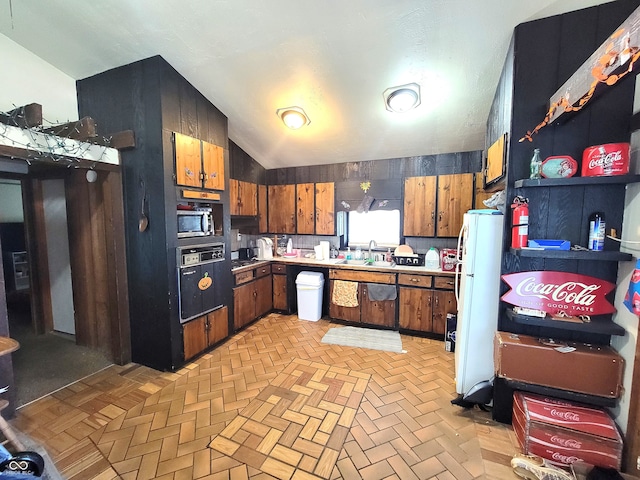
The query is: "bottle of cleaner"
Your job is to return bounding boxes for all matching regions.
[346,247,352,260]
[425,247,440,269]
[588,212,605,251]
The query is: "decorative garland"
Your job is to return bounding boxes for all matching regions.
[520,29,640,143]
[0,107,114,166]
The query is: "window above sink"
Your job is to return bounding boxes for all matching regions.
[347,210,400,248]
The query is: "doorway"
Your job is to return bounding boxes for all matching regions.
[0,176,112,407]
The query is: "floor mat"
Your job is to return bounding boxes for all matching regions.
[321,326,404,353]
[208,358,370,479]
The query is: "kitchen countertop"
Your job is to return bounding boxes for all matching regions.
[231,256,456,276]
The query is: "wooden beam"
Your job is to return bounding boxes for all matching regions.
[41,116,97,141]
[0,103,42,128]
[0,123,119,165]
[90,130,136,150]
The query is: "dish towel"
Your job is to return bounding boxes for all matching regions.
[332,280,358,307]
[366,283,397,301]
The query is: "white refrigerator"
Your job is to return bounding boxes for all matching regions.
[454,210,504,396]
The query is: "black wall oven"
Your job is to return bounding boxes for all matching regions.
[177,243,224,322]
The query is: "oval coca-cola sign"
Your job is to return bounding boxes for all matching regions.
[501,271,616,316]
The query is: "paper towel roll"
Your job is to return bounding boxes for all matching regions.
[320,241,330,261]
[314,245,324,261]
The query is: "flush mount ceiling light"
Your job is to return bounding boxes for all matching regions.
[276,106,311,129]
[383,83,421,113]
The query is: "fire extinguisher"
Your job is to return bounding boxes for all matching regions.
[511,196,529,249]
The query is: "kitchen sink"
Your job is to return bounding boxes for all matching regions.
[335,259,395,268]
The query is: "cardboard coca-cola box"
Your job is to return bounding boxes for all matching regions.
[512,392,622,470]
[581,143,630,177]
[440,248,458,272]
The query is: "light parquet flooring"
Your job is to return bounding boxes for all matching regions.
[11,314,522,479]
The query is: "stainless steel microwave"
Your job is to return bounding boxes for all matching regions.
[177,209,213,238]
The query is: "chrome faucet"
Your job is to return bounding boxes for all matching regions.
[368,240,377,260]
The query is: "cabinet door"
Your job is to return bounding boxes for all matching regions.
[296,183,315,234]
[360,284,395,327]
[437,173,473,237]
[404,176,436,236]
[234,282,255,330]
[229,179,241,215]
[202,141,225,191]
[329,280,360,322]
[207,306,229,346]
[398,287,433,332]
[316,182,335,235]
[255,275,273,318]
[268,185,296,233]
[273,274,288,311]
[174,132,202,188]
[241,181,258,216]
[432,290,456,336]
[183,316,207,361]
[258,184,268,233]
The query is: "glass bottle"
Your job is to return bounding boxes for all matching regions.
[529,148,542,180]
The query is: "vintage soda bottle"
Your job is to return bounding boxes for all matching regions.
[529,148,542,179]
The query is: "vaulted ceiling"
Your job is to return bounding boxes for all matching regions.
[0,0,613,168]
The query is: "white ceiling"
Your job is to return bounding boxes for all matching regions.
[0,0,613,169]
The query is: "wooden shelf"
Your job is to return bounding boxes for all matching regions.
[514,174,640,188]
[505,309,625,336]
[510,248,632,262]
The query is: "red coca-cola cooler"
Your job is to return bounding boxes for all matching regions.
[512,392,622,469]
[581,143,630,177]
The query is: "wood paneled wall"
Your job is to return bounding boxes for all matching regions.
[265,151,482,185]
[65,169,130,362]
[77,55,231,371]
[229,141,266,184]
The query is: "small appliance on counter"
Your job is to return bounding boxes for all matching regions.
[257,237,273,260]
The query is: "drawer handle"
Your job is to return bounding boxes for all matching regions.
[411,278,419,282]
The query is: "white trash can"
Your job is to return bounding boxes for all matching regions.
[296,271,325,321]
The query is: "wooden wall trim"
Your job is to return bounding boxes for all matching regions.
[103,171,131,364]
[27,179,53,333]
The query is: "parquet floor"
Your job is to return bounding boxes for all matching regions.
[11,314,521,479]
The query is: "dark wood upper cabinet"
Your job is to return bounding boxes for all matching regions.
[229,179,257,216]
[403,176,436,237]
[315,182,334,235]
[175,132,225,191]
[258,184,268,233]
[436,173,473,237]
[296,183,315,234]
[268,185,296,233]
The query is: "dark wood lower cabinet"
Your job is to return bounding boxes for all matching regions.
[233,265,273,331]
[398,287,433,331]
[234,282,255,330]
[329,280,361,322]
[255,275,273,318]
[328,269,396,328]
[183,306,229,361]
[272,273,288,311]
[432,289,455,335]
[398,273,456,336]
[360,284,395,327]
